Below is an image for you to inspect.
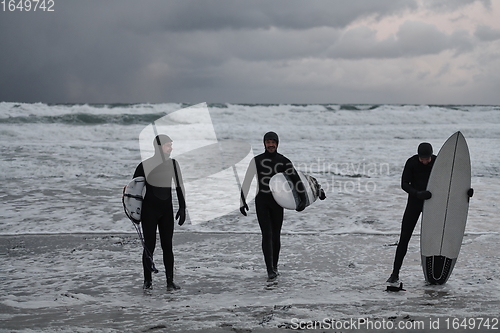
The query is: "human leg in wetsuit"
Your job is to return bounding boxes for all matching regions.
[255,193,284,280]
[141,193,179,290]
[389,198,423,282]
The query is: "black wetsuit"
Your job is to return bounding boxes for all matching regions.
[391,154,436,278]
[133,156,185,285]
[241,150,306,276]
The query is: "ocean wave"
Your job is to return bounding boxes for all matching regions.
[0,112,169,125]
[2,101,499,124]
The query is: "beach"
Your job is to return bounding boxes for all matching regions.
[1,231,498,332]
[1,102,499,332]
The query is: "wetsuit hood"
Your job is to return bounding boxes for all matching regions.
[154,134,172,147]
[263,132,279,146]
[153,134,172,156]
[418,142,433,158]
[263,131,279,155]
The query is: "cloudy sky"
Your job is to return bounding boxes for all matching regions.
[1,0,499,104]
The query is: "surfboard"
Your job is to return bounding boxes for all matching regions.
[269,171,322,210]
[420,131,471,285]
[122,176,146,223]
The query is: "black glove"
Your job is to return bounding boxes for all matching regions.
[319,188,326,200]
[467,188,474,197]
[416,190,432,200]
[240,202,249,216]
[176,208,186,226]
[176,187,186,226]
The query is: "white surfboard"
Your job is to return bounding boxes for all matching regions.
[269,171,321,210]
[421,131,471,285]
[122,176,146,223]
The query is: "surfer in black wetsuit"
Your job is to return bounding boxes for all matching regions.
[133,134,186,290]
[240,132,307,281]
[387,142,436,284]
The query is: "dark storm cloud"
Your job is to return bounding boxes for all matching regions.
[0,0,498,103]
[0,2,153,102]
[124,0,419,32]
[2,0,420,103]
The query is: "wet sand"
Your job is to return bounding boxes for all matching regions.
[1,232,498,332]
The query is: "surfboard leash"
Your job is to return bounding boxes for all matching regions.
[132,222,159,274]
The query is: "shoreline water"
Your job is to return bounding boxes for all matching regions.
[1,102,499,235]
[1,232,498,332]
[1,102,499,331]
[1,230,499,237]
